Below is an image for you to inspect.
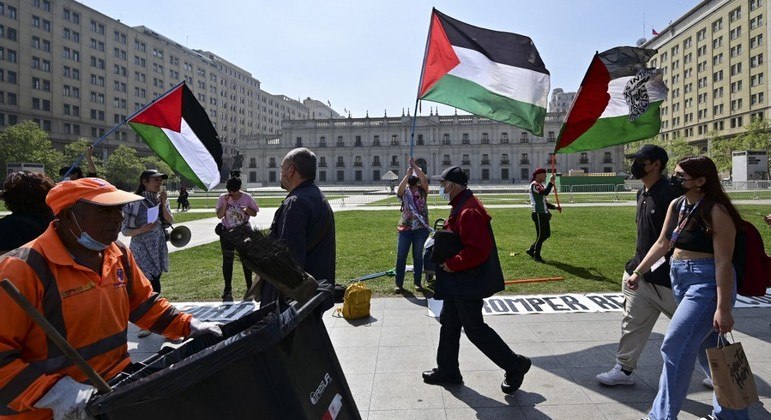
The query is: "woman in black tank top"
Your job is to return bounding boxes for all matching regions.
[625,156,748,420]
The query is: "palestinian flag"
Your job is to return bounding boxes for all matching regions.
[128,83,222,190]
[555,46,668,154]
[418,8,550,136]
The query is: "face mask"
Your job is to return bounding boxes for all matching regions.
[439,185,450,201]
[70,211,110,251]
[669,174,690,196]
[630,161,650,180]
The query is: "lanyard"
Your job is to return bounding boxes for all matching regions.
[669,197,703,249]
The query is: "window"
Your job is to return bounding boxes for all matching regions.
[751,15,764,30]
[751,53,764,68]
[500,132,509,143]
[729,7,741,22]
[751,34,764,49]
[712,18,723,32]
[751,0,763,11]
[697,28,707,41]
[712,37,723,49]
[730,27,742,40]
[442,133,450,145]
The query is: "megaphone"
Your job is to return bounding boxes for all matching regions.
[168,225,191,247]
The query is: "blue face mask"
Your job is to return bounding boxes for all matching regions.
[439,185,450,201]
[70,211,110,251]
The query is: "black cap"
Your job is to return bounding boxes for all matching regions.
[431,166,468,185]
[140,169,168,180]
[626,144,668,167]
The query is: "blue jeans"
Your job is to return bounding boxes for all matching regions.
[395,228,430,287]
[649,258,748,420]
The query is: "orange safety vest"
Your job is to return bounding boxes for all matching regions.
[0,224,191,419]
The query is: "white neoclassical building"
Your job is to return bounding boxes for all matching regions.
[241,112,626,186]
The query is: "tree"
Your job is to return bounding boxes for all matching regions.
[104,146,144,190]
[734,117,771,152]
[63,138,103,176]
[0,121,63,179]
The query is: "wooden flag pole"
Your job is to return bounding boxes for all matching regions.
[505,276,564,285]
[550,153,562,212]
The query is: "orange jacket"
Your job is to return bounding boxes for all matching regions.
[0,224,191,419]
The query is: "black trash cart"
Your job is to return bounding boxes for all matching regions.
[87,292,360,420]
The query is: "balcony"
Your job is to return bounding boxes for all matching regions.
[354,141,363,147]
[318,142,327,148]
[268,162,276,168]
[372,161,381,167]
[461,139,471,145]
[603,158,613,163]
[373,140,381,146]
[501,159,510,165]
[318,161,327,167]
[336,142,345,147]
[442,160,452,165]
[547,136,556,142]
[579,158,589,164]
[520,138,529,144]
[390,161,399,167]
[481,138,490,144]
[353,161,363,167]
[336,162,345,167]
[461,160,471,165]
[481,159,491,165]
[500,138,509,144]
[520,159,530,165]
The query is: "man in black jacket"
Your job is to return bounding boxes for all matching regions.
[260,147,336,311]
[597,145,697,386]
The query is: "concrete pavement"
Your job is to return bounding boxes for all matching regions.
[127,296,771,419]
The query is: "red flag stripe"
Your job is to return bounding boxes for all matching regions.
[555,54,611,151]
[130,85,183,132]
[418,11,461,98]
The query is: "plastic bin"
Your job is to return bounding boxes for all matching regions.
[87,292,360,420]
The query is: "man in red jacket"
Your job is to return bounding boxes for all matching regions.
[422,166,531,394]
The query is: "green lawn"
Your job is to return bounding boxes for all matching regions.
[184,195,345,209]
[159,204,771,301]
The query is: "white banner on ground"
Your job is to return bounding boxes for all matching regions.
[173,301,258,322]
[427,289,771,317]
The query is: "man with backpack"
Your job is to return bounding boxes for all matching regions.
[422,166,531,394]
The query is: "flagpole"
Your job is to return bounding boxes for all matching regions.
[60,81,188,181]
[550,153,562,213]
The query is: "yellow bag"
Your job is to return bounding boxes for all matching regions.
[339,282,371,320]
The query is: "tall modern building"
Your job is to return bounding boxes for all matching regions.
[0,0,324,176]
[643,0,770,150]
[241,112,625,186]
[549,88,577,113]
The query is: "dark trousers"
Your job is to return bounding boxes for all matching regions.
[220,235,252,292]
[528,212,551,257]
[148,273,161,293]
[437,298,519,374]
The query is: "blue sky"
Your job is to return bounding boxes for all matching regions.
[81,0,696,117]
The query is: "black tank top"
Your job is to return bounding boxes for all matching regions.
[665,197,714,253]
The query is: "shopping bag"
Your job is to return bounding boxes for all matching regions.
[705,333,759,410]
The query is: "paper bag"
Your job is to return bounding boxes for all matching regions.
[706,335,759,410]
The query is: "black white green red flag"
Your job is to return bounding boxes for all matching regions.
[128,83,222,190]
[555,46,668,154]
[418,8,550,136]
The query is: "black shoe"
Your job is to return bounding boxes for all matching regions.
[533,256,545,263]
[422,368,463,385]
[222,288,233,302]
[525,249,535,258]
[502,355,531,394]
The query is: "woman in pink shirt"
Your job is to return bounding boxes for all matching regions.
[216,176,259,301]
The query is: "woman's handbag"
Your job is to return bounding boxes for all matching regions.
[706,333,759,410]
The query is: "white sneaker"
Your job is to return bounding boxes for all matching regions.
[596,363,635,386]
[702,376,714,389]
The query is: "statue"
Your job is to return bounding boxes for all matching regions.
[233,151,244,170]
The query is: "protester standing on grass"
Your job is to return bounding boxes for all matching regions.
[177,186,190,211]
[598,145,711,388]
[526,167,557,262]
[423,166,531,394]
[216,175,258,302]
[122,170,173,338]
[0,171,55,253]
[261,147,336,311]
[393,157,430,294]
[627,156,748,420]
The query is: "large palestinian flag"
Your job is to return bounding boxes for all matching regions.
[128,83,222,190]
[418,8,550,136]
[555,46,668,154]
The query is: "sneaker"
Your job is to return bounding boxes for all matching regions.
[699,415,716,420]
[394,286,403,294]
[502,355,532,394]
[414,283,422,291]
[596,363,634,386]
[138,329,152,338]
[702,376,714,389]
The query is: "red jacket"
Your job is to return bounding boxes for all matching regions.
[0,225,191,419]
[443,190,494,272]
